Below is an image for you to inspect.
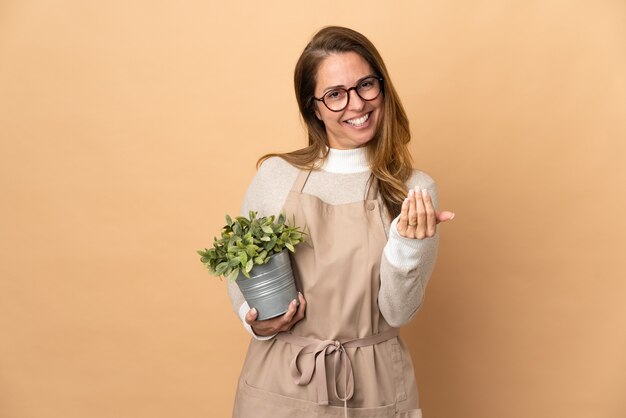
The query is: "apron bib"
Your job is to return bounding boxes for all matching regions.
[233,170,422,418]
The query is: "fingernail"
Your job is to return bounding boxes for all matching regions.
[450,213,455,220]
[292,299,297,305]
[409,189,414,197]
[422,189,428,196]
[251,308,257,314]
[403,198,409,204]
[298,291,302,296]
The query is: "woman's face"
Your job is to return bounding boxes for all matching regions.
[313,52,383,150]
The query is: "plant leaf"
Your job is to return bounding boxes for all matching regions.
[227,269,239,281]
[215,262,229,275]
[246,244,257,257]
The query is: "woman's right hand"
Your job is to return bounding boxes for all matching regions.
[396,186,455,239]
[244,292,307,337]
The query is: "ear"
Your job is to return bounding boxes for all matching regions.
[314,107,322,121]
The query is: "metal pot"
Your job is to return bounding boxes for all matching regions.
[235,249,299,321]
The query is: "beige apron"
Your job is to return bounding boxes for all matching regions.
[233,170,422,418]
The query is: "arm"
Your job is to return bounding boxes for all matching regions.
[378,172,447,327]
[226,157,301,338]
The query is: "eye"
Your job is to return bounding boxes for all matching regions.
[359,79,374,89]
[325,89,346,101]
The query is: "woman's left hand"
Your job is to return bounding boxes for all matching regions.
[396,186,455,239]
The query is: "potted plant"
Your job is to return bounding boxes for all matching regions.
[198,211,306,320]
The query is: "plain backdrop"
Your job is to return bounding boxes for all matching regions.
[1,1,625,417]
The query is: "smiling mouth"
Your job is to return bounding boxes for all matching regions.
[345,112,370,127]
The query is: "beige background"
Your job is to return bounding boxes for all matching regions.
[1,1,625,417]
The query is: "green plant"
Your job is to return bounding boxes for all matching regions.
[198,211,305,281]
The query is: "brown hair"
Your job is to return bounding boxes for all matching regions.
[259,26,413,218]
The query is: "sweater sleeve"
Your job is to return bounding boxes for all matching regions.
[378,171,440,327]
[226,157,298,338]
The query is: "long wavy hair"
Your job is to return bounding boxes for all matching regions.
[259,26,413,218]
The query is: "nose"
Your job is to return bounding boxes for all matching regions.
[346,88,365,111]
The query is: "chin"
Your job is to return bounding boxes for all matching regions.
[353,129,377,146]
[354,137,374,148]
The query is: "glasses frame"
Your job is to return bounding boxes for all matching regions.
[313,76,384,112]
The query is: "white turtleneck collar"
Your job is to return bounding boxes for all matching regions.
[320,147,370,174]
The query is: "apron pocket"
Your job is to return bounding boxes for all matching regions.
[237,378,401,417]
[236,378,308,415]
[396,409,423,418]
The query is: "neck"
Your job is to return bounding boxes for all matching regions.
[320,147,370,174]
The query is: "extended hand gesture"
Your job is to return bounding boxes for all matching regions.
[396,187,455,239]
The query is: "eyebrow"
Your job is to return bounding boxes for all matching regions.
[322,74,377,94]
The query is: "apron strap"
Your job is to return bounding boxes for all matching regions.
[291,169,313,193]
[365,174,379,201]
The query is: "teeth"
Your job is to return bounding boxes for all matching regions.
[346,113,369,127]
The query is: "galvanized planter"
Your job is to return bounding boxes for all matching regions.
[235,249,299,321]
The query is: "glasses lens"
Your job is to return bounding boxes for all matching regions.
[323,89,348,111]
[356,77,381,100]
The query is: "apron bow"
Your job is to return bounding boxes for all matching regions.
[289,339,354,406]
[275,328,399,415]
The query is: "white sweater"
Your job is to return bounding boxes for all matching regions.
[227,147,440,338]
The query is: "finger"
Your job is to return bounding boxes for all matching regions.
[245,307,258,324]
[421,189,437,237]
[293,292,307,321]
[397,197,410,236]
[414,187,427,239]
[289,292,306,328]
[436,211,455,223]
[407,190,417,238]
[281,298,298,324]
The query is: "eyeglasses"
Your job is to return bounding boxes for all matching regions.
[313,76,383,112]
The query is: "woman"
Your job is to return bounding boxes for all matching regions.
[228,26,454,417]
